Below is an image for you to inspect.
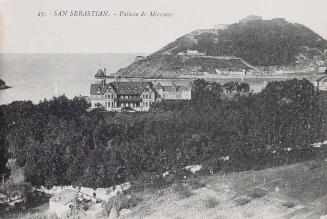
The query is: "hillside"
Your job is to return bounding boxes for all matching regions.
[122,159,327,219]
[116,55,256,78]
[152,17,327,66]
[0,79,9,89]
[116,17,327,78]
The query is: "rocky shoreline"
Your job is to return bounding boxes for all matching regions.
[0,79,10,90]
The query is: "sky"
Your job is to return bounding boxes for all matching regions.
[0,0,327,53]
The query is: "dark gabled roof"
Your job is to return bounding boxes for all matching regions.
[154,82,163,89]
[90,84,110,95]
[90,82,156,96]
[111,82,153,95]
[162,86,179,92]
[95,69,105,78]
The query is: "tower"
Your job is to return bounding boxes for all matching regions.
[95,68,106,85]
[154,82,163,98]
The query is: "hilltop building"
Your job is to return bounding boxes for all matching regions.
[89,69,192,111]
[178,49,205,56]
[239,15,262,23]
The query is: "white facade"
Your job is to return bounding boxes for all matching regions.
[90,81,157,112]
[155,83,191,100]
[318,76,327,91]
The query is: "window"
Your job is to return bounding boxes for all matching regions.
[149,94,152,99]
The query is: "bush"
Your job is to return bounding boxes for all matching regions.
[0,182,33,200]
[283,201,296,208]
[173,182,193,199]
[132,172,172,191]
[187,179,206,190]
[248,188,268,199]
[119,194,142,210]
[204,197,219,209]
[174,169,194,180]
[234,196,252,206]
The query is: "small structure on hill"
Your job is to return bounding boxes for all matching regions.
[186,50,205,56]
[178,50,206,56]
[135,56,147,62]
[239,15,263,23]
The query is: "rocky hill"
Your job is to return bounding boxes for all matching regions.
[0,79,9,89]
[116,16,327,78]
[116,54,256,78]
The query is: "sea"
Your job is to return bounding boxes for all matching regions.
[0,53,319,105]
[0,53,144,105]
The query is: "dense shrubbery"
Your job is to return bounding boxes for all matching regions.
[0,79,325,188]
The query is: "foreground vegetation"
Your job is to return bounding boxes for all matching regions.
[0,79,325,189]
[117,159,327,219]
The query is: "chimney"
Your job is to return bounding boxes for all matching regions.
[104,68,107,75]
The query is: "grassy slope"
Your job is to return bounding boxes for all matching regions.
[122,158,327,219]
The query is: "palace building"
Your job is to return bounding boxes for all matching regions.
[90,69,157,111]
[89,68,192,111]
